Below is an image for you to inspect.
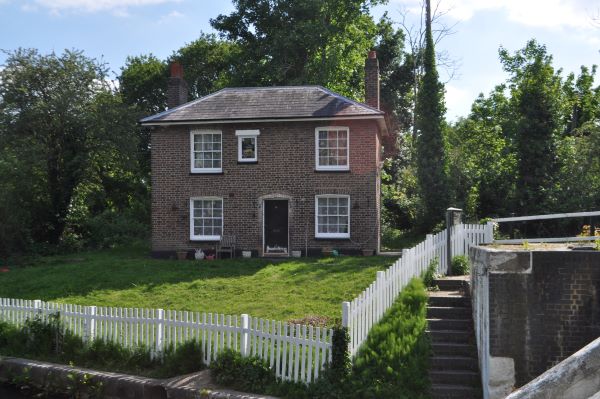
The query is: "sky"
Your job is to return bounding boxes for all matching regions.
[0,0,599,120]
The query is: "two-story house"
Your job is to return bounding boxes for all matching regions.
[141,51,388,258]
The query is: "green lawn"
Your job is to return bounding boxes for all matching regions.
[0,246,397,323]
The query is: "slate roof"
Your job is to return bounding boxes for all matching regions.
[140,86,383,124]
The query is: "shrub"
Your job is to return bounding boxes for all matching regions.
[210,349,275,393]
[451,255,470,275]
[0,316,204,380]
[422,257,439,288]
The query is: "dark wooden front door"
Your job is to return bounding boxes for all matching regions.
[264,200,288,254]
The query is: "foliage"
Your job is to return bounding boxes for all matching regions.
[352,278,430,398]
[0,318,204,379]
[422,257,439,288]
[414,0,449,231]
[210,0,384,100]
[210,349,275,393]
[0,247,395,321]
[0,49,147,257]
[381,225,425,250]
[330,326,351,379]
[451,255,470,275]
[499,40,563,215]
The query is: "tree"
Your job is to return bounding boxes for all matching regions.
[447,86,517,219]
[414,0,448,230]
[0,49,142,249]
[499,40,563,215]
[210,0,383,100]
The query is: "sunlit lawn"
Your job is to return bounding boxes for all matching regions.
[0,246,397,322]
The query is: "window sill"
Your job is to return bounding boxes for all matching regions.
[237,161,258,164]
[314,169,351,173]
[190,236,221,242]
[190,172,224,175]
[314,237,351,241]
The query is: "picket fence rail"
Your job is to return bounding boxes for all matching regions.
[342,222,493,357]
[0,299,332,384]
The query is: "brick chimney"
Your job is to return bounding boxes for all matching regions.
[364,50,380,109]
[167,62,188,109]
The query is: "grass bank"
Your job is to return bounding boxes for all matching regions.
[0,245,395,322]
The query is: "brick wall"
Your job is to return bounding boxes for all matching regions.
[150,119,382,257]
[486,250,600,386]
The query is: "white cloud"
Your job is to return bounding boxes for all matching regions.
[158,10,184,24]
[393,0,598,31]
[30,0,181,14]
[444,83,471,120]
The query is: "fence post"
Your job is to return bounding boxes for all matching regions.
[342,302,350,356]
[446,207,463,276]
[84,306,96,343]
[156,309,164,356]
[485,221,494,244]
[240,314,250,357]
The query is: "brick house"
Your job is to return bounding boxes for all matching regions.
[141,51,389,258]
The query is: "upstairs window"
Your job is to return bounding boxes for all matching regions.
[191,130,222,173]
[315,127,349,171]
[236,129,260,163]
[190,197,223,241]
[315,195,350,238]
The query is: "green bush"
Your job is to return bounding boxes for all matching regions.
[0,317,204,379]
[422,257,439,288]
[210,349,275,393]
[352,278,430,398]
[451,255,470,275]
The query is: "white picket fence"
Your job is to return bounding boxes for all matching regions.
[0,298,332,384]
[342,222,493,357]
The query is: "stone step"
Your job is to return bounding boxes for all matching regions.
[431,342,477,357]
[428,329,474,344]
[428,318,473,331]
[433,278,469,292]
[430,383,482,399]
[428,295,471,307]
[429,370,480,386]
[430,355,479,372]
[427,306,471,319]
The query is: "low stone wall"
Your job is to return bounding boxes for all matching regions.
[505,336,600,399]
[0,356,276,399]
[469,246,600,399]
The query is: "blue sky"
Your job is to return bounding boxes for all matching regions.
[0,0,598,120]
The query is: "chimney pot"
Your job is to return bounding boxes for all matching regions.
[170,62,184,78]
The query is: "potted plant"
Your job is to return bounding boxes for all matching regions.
[362,248,374,256]
[176,250,188,260]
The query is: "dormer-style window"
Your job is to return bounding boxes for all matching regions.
[315,127,349,171]
[191,130,222,173]
[236,129,260,163]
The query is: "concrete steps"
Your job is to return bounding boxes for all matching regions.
[428,277,482,399]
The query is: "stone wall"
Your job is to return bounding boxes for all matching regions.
[469,246,600,399]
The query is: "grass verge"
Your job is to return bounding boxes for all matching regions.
[0,245,395,322]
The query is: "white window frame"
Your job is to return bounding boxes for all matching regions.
[236,129,260,163]
[315,126,350,171]
[315,194,351,239]
[190,129,222,173]
[190,197,223,241]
